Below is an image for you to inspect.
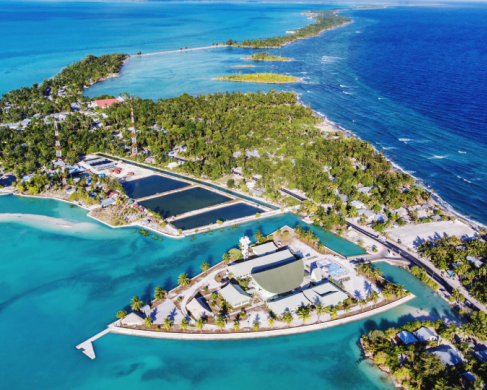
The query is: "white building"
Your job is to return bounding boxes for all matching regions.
[240,236,251,260]
[252,241,277,256]
[413,327,438,342]
[219,283,252,308]
[121,312,144,327]
[227,249,296,279]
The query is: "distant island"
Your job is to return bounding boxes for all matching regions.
[215,73,298,84]
[227,10,351,49]
[242,51,290,61]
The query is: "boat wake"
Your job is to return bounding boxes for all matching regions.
[457,175,473,184]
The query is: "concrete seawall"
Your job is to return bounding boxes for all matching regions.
[108,294,415,341]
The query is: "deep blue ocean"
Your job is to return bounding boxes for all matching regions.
[0,1,485,389]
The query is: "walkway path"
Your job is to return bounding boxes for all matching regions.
[135,185,195,202]
[130,45,229,59]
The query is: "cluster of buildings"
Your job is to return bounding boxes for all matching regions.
[213,238,350,316]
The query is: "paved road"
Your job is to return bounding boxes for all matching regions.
[346,220,487,313]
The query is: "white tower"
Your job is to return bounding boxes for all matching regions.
[240,236,251,260]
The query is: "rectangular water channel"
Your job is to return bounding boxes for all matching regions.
[139,187,231,219]
[122,175,188,199]
[173,203,265,230]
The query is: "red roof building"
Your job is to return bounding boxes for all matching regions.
[94,99,120,108]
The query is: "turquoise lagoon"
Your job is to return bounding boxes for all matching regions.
[0,194,461,390]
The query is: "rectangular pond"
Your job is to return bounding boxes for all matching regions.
[173,203,265,230]
[139,187,231,219]
[122,175,188,199]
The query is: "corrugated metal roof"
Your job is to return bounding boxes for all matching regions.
[413,327,438,342]
[252,258,304,295]
[219,283,252,308]
[228,249,296,278]
[397,330,418,344]
[252,241,277,255]
[267,292,309,315]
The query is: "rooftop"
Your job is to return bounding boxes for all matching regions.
[228,249,296,279]
[413,327,438,342]
[397,330,418,344]
[252,241,277,256]
[219,283,252,308]
[429,345,463,366]
[267,292,309,315]
[252,258,304,295]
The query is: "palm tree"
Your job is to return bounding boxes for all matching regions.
[180,318,189,330]
[154,286,166,302]
[282,312,293,327]
[359,299,367,312]
[330,306,338,319]
[382,289,392,302]
[267,316,275,327]
[163,317,173,331]
[116,310,127,326]
[195,318,205,332]
[369,291,380,308]
[130,296,142,311]
[315,303,326,322]
[253,321,260,331]
[373,267,383,280]
[215,316,226,331]
[395,285,406,298]
[200,261,210,273]
[177,273,190,287]
[143,316,153,328]
[343,302,351,315]
[297,306,311,324]
[233,320,240,331]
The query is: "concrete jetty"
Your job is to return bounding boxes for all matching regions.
[135,184,195,202]
[76,328,111,359]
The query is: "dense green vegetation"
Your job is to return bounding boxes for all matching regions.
[231,10,351,48]
[410,265,440,290]
[362,319,485,389]
[0,53,127,123]
[1,51,430,231]
[418,236,487,303]
[242,52,290,61]
[216,73,298,83]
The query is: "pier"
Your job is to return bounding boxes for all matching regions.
[76,328,111,359]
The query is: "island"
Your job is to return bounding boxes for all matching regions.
[361,319,487,388]
[76,226,414,358]
[1,10,487,373]
[215,72,298,83]
[241,51,290,61]
[228,10,351,49]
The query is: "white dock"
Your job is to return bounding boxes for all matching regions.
[76,328,111,359]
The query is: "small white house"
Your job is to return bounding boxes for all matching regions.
[466,256,483,268]
[121,312,144,327]
[413,327,438,342]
